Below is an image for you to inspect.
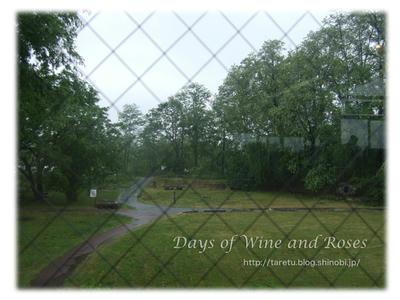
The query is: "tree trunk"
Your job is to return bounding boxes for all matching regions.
[65,176,79,202]
[19,156,43,201]
[66,188,78,203]
[221,132,226,174]
[193,142,198,167]
[36,162,44,199]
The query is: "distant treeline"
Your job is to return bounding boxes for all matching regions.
[18,12,385,205]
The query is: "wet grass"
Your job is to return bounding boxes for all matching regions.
[140,178,368,209]
[68,210,384,288]
[17,210,133,287]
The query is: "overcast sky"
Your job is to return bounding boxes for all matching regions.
[75,10,331,122]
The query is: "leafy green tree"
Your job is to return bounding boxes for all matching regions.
[213,12,385,198]
[283,41,338,153]
[215,40,288,139]
[315,12,385,114]
[117,103,144,175]
[17,12,82,74]
[180,83,212,168]
[17,12,82,201]
[144,97,185,173]
[44,73,116,202]
[18,12,119,202]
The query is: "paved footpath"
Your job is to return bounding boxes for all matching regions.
[30,177,193,287]
[30,177,383,287]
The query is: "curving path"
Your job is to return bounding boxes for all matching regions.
[30,177,383,287]
[30,177,191,287]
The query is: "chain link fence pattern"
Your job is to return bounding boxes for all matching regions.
[18,10,385,288]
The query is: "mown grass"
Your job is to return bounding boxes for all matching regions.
[140,178,368,209]
[18,210,133,287]
[68,210,384,288]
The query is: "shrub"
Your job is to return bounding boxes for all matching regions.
[304,164,336,192]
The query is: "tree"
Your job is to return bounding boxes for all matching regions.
[215,40,287,138]
[145,97,186,173]
[117,104,144,174]
[212,12,385,197]
[315,12,385,114]
[17,13,118,203]
[44,73,115,202]
[180,83,212,168]
[17,12,82,201]
[17,12,82,74]
[283,41,338,154]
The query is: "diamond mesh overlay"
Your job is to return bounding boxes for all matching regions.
[18,10,385,288]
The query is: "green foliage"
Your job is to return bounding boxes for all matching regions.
[17,12,121,202]
[139,83,213,174]
[18,11,386,205]
[351,163,385,205]
[17,12,82,73]
[304,164,336,193]
[117,104,144,176]
[210,11,385,201]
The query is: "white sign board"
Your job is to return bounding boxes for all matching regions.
[89,189,97,198]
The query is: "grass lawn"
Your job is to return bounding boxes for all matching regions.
[18,210,133,287]
[68,210,384,288]
[140,178,369,209]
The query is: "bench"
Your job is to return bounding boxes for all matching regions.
[163,185,184,190]
[95,200,121,209]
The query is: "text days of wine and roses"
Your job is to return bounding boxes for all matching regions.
[172,234,368,254]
